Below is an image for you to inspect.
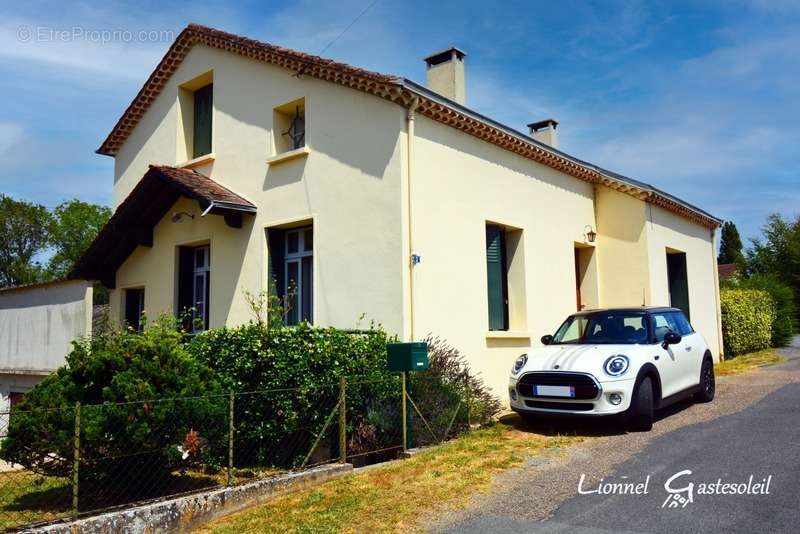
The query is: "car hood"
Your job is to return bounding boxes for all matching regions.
[517,344,642,380]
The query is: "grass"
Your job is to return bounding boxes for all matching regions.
[0,470,71,530]
[198,422,583,534]
[715,349,785,376]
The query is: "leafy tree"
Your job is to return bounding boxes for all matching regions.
[47,199,111,278]
[0,194,51,287]
[747,214,800,308]
[718,221,745,265]
[0,316,224,497]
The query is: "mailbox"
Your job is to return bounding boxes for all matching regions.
[386,342,429,371]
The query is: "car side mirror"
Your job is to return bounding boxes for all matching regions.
[541,335,553,345]
[661,331,682,350]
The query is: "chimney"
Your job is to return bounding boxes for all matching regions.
[528,119,559,149]
[424,47,466,105]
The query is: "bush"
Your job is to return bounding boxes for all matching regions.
[726,275,796,347]
[187,322,398,466]
[0,317,224,492]
[720,288,775,357]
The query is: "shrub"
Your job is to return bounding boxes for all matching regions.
[720,288,775,357]
[187,322,398,466]
[0,316,224,493]
[727,275,796,347]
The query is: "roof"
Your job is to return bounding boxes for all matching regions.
[718,263,740,280]
[70,165,255,287]
[575,307,683,316]
[97,24,721,229]
[0,278,88,295]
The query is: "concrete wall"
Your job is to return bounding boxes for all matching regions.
[110,45,406,333]
[0,280,92,419]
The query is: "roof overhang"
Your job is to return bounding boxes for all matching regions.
[70,165,256,288]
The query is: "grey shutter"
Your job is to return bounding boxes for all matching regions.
[486,225,508,331]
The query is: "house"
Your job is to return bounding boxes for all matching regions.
[0,280,92,426]
[71,24,723,396]
[717,263,740,281]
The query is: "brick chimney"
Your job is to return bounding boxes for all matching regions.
[528,119,559,149]
[424,47,466,104]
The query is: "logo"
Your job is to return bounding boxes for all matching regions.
[662,470,693,508]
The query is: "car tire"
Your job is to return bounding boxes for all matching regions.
[627,376,654,432]
[693,358,715,403]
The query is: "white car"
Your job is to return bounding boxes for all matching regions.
[509,307,715,431]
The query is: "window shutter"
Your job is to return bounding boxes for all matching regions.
[193,84,213,158]
[486,225,508,331]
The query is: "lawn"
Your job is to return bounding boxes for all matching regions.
[0,469,71,530]
[715,349,785,376]
[198,421,583,534]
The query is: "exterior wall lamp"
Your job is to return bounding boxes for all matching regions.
[584,225,597,243]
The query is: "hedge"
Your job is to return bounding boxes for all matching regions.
[728,274,796,347]
[720,288,775,356]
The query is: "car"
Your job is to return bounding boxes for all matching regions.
[508,307,715,431]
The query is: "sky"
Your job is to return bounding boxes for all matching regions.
[1,0,798,245]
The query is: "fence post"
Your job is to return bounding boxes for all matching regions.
[339,377,347,463]
[401,372,407,453]
[71,401,81,520]
[465,374,471,430]
[227,392,234,486]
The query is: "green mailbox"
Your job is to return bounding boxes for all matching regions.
[387,342,429,372]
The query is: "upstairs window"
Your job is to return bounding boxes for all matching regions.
[273,98,306,155]
[193,84,213,158]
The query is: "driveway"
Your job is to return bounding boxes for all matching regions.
[434,340,800,534]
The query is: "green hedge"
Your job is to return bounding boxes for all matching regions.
[726,274,796,347]
[720,288,775,356]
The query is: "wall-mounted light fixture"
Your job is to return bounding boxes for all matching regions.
[171,211,195,223]
[584,225,597,243]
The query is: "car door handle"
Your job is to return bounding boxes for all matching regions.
[685,346,692,351]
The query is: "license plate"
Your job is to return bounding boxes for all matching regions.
[533,385,575,397]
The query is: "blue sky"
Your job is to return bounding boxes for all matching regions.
[1,0,798,244]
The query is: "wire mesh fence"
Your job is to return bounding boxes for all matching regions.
[0,373,467,531]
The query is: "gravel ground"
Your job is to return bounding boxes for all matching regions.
[430,340,800,532]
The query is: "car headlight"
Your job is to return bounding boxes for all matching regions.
[604,355,630,377]
[512,354,528,375]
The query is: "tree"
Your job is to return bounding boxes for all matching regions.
[0,316,224,494]
[0,194,51,287]
[718,221,744,265]
[47,199,111,278]
[746,213,800,323]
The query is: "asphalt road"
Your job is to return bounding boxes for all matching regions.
[439,343,800,534]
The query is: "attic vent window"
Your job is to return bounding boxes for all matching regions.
[273,97,306,156]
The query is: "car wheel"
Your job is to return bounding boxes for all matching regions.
[693,358,715,403]
[627,376,654,432]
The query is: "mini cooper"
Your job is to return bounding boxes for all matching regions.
[509,307,715,431]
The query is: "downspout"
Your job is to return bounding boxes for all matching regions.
[710,226,724,361]
[406,96,419,341]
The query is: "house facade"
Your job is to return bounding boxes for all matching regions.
[73,25,722,396]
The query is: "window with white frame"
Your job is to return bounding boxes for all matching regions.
[284,227,313,325]
[178,244,211,332]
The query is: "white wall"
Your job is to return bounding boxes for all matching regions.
[0,280,92,373]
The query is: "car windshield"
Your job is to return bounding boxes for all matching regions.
[552,312,649,345]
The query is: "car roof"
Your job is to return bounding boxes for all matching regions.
[572,306,683,316]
